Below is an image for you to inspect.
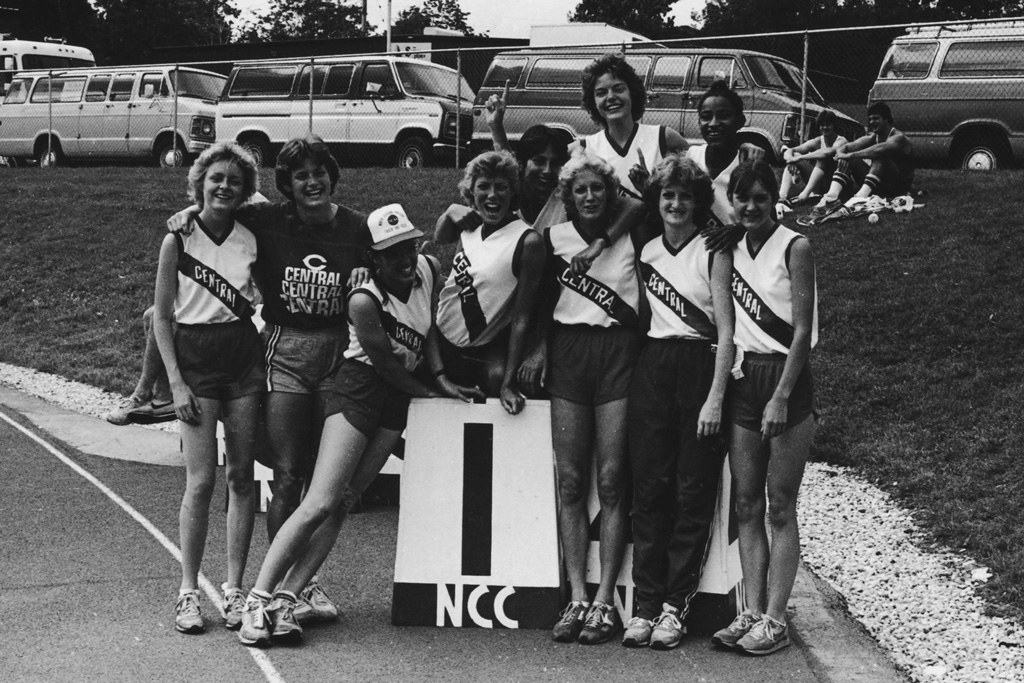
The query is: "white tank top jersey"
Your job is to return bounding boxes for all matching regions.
[639,232,718,341]
[547,220,640,328]
[436,219,533,348]
[583,123,666,199]
[345,256,437,372]
[173,218,258,326]
[686,144,739,228]
[732,223,818,355]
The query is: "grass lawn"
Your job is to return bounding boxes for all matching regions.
[1,165,1022,621]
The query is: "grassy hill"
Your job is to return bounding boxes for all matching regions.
[1,165,1021,620]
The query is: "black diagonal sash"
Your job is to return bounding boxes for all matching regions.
[554,255,638,327]
[450,250,488,342]
[177,241,254,319]
[731,269,793,348]
[639,262,716,338]
[380,309,425,356]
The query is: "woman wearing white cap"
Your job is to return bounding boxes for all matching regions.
[238,204,483,648]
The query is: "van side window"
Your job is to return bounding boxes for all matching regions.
[697,58,747,89]
[3,77,30,104]
[86,74,112,102]
[361,63,398,97]
[651,57,692,91]
[940,41,1024,78]
[30,76,86,103]
[229,66,298,98]
[483,57,527,88]
[297,65,328,96]
[879,42,937,79]
[110,74,135,101]
[140,72,169,99]
[324,64,354,96]
[528,58,593,87]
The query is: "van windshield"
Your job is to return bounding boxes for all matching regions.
[744,56,825,104]
[395,62,474,102]
[174,71,227,100]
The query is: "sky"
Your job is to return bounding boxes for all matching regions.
[232,0,707,39]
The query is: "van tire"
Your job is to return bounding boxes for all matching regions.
[36,140,64,168]
[240,137,271,168]
[955,132,1009,171]
[156,141,187,168]
[396,135,430,168]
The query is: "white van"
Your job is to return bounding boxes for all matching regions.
[870,20,1024,170]
[0,38,95,96]
[0,65,225,167]
[217,55,474,168]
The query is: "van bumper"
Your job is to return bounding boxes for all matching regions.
[432,141,473,165]
[187,140,215,154]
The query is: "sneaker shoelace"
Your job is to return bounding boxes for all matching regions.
[558,601,586,625]
[177,592,200,618]
[246,598,269,628]
[747,615,782,642]
[224,590,245,614]
[653,611,681,631]
[584,604,611,629]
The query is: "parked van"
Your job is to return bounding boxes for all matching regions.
[217,55,475,168]
[870,20,1024,170]
[0,38,95,96]
[0,65,224,167]
[471,47,862,163]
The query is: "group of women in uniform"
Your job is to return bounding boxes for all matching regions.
[154,52,818,658]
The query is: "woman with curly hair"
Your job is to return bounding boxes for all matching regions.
[153,141,263,634]
[433,150,545,415]
[544,149,643,645]
[622,154,735,650]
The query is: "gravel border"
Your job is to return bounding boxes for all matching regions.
[1,362,1021,680]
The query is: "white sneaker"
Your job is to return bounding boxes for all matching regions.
[649,607,683,650]
[294,580,339,623]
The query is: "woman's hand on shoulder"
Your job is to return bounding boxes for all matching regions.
[702,222,744,253]
[347,267,372,289]
[738,143,765,163]
[167,206,200,235]
[435,204,482,243]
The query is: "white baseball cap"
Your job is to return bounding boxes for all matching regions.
[366,203,424,250]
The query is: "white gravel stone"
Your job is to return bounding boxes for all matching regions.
[2,362,1023,681]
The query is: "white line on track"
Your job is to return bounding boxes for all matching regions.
[0,411,286,683]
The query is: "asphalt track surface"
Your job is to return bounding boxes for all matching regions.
[0,389,908,683]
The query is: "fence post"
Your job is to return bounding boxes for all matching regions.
[308,57,315,135]
[800,31,809,144]
[46,70,53,167]
[456,48,462,169]
[173,65,180,166]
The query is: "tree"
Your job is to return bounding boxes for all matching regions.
[392,0,485,37]
[0,0,100,47]
[568,0,676,39]
[93,0,238,64]
[236,0,373,42]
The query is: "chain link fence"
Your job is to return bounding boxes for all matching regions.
[1,17,1021,170]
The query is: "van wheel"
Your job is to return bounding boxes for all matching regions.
[241,137,271,167]
[157,142,187,168]
[37,141,64,168]
[0,156,18,168]
[955,133,1009,171]
[396,136,430,168]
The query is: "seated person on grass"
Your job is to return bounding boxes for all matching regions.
[778,109,848,208]
[807,101,914,222]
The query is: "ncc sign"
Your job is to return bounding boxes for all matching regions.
[391,399,562,629]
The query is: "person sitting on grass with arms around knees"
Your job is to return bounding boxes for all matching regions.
[168,136,371,625]
[432,150,546,415]
[103,305,176,425]
[711,160,817,656]
[803,101,914,225]
[238,205,483,648]
[622,154,735,650]
[778,109,848,209]
[543,149,644,645]
[152,141,264,635]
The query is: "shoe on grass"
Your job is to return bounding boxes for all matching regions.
[552,600,589,643]
[578,601,620,645]
[175,589,205,634]
[128,399,176,425]
[222,584,246,630]
[711,612,760,649]
[649,606,683,650]
[295,580,338,623]
[736,614,790,655]
[621,616,653,647]
[104,394,149,426]
[238,592,272,648]
[270,591,303,642]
